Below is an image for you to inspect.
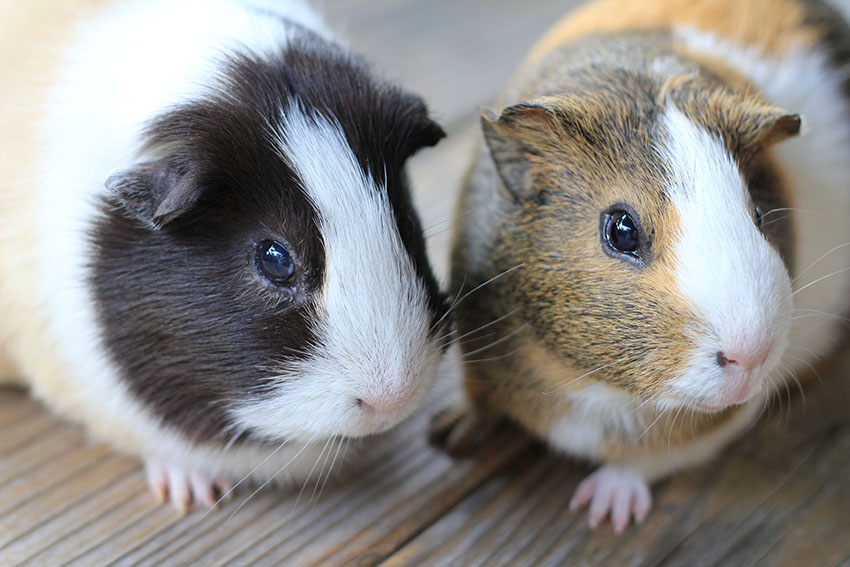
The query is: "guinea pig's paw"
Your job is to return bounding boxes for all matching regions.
[428,403,497,457]
[569,466,652,534]
[144,461,234,514]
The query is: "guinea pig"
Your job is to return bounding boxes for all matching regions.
[433,0,850,532]
[0,0,449,511]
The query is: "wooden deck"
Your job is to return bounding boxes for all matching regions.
[2,1,850,565]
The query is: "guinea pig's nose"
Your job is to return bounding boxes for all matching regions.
[356,393,412,416]
[716,343,772,374]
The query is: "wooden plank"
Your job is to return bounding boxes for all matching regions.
[4,470,147,565]
[9,363,528,567]
[62,504,183,567]
[0,422,86,485]
[1,1,847,565]
[749,471,850,567]
[379,450,570,567]
[380,355,850,567]
[0,453,138,548]
[0,410,60,455]
[0,389,43,425]
[120,425,437,567]
[297,428,528,567]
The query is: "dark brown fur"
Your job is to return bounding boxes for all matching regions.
[92,31,447,444]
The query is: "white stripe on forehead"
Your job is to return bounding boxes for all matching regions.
[660,106,789,354]
[272,104,431,371]
[229,104,438,440]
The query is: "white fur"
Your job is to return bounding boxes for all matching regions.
[659,106,793,409]
[675,27,850,384]
[229,107,440,441]
[625,400,761,481]
[550,379,761,480]
[29,0,381,483]
[549,383,639,457]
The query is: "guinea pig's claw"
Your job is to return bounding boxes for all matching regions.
[145,461,233,513]
[569,466,653,534]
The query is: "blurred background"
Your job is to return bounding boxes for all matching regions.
[320,0,584,280]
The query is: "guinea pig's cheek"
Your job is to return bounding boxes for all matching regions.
[227,343,441,441]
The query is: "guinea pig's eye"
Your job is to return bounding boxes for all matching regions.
[256,240,295,285]
[754,204,764,228]
[605,211,639,253]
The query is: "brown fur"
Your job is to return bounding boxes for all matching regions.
[441,4,806,470]
[527,0,819,65]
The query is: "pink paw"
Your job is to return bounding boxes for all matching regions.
[569,466,652,533]
[145,461,234,514]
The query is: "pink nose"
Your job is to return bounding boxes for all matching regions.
[356,394,412,416]
[716,344,772,374]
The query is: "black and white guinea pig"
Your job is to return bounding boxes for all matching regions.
[0,0,449,511]
[436,0,850,532]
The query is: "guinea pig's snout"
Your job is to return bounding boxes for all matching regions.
[352,388,418,435]
[715,344,772,374]
[356,393,413,416]
[697,340,775,411]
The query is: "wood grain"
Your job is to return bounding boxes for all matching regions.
[1,1,849,566]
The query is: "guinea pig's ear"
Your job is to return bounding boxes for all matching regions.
[699,90,803,152]
[481,100,560,198]
[397,93,446,160]
[746,107,802,147]
[105,161,203,229]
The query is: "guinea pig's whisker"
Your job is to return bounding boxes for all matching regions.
[789,315,844,346]
[224,427,249,451]
[310,436,339,503]
[542,340,692,395]
[293,435,335,513]
[229,433,319,521]
[780,377,793,424]
[319,437,353,503]
[424,225,455,242]
[441,308,520,349]
[436,328,458,344]
[460,348,520,366]
[755,390,772,423]
[453,332,499,349]
[424,210,473,238]
[760,214,793,228]
[761,206,812,219]
[625,391,663,417]
[436,263,526,328]
[543,356,634,394]
[635,405,667,442]
[459,322,531,359]
[202,437,290,521]
[783,352,821,389]
[791,241,850,285]
[788,371,807,413]
[667,405,686,450]
[790,266,850,299]
[790,307,846,318]
[312,435,345,504]
[789,310,850,334]
[439,274,467,327]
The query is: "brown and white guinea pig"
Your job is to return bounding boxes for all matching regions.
[434,0,850,532]
[0,0,450,511]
